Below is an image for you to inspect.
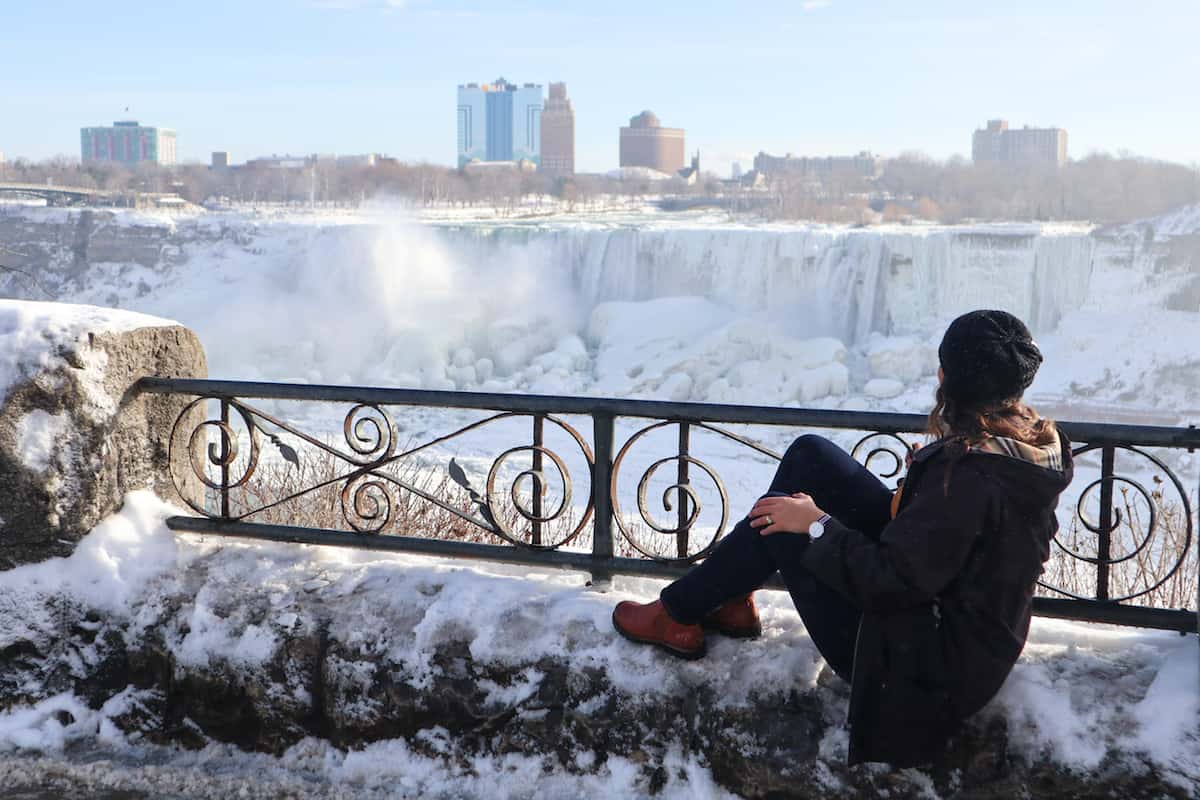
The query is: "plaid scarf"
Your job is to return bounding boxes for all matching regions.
[891,425,1066,518]
[971,427,1065,472]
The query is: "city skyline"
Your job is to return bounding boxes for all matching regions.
[2,1,1199,175]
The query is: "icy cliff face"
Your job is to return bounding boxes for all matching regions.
[435,222,1096,345]
[8,204,1200,415]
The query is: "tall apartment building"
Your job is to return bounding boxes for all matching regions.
[972,119,1067,166]
[457,79,543,168]
[81,121,177,166]
[539,82,575,178]
[753,151,884,180]
[619,111,685,175]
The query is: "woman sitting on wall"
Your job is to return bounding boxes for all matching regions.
[612,309,1073,767]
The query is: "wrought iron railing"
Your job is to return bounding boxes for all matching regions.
[137,377,1200,634]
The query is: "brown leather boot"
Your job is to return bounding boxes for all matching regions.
[612,599,706,660]
[703,593,762,639]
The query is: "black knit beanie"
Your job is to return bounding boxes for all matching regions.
[937,310,1042,407]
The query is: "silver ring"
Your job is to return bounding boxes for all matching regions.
[764,515,773,526]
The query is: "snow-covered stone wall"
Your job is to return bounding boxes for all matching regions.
[0,299,206,568]
[0,494,1195,798]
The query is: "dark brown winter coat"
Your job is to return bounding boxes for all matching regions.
[801,429,1074,766]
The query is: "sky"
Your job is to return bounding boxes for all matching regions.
[2,0,1199,175]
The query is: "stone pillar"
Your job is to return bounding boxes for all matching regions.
[0,300,207,568]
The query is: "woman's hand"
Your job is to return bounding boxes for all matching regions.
[905,440,922,467]
[749,493,827,535]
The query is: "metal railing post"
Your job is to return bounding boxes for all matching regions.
[1096,445,1115,602]
[591,412,616,588]
[220,398,231,520]
[531,414,544,547]
[677,421,691,559]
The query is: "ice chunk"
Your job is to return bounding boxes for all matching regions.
[795,362,850,402]
[474,358,495,382]
[864,378,905,399]
[867,335,938,383]
[658,372,694,401]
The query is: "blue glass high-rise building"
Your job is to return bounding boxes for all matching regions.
[457,79,543,168]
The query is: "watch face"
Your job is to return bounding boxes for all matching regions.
[808,520,825,539]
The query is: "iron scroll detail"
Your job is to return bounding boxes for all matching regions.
[168,398,595,550]
[610,421,730,564]
[169,396,261,517]
[850,432,915,485]
[1040,442,1194,604]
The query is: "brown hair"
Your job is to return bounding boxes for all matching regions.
[926,384,1057,491]
[926,384,1056,446]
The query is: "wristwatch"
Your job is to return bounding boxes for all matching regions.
[808,514,832,539]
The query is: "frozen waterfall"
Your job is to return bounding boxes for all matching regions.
[0,207,1105,405]
[430,222,1096,346]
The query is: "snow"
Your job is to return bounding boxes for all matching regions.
[607,166,676,182]
[1133,202,1200,240]
[0,493,1195,795]
[0,739,736,799]
[1134,639,1200,777]
[865,333,940,384]
[587,297,849,404]
[0,492,183,613]
[0,693,102,753]
[863,378,905,399]
[15,409,67,473]
[0,298,181,407]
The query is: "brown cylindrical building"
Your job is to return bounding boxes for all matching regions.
[619,111,685,175]
[540,82,575,178]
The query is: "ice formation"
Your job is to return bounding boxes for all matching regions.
[1,206,1130,413]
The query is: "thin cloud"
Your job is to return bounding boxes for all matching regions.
[802,0,831,10]
[310,0,411,10]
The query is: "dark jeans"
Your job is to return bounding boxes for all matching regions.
[659,434,893,678]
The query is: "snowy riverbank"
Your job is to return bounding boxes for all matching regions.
[0,493,1196,798]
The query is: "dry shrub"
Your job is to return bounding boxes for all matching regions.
[1038,485,1198,610]
[226,449,588,551]
[219,445,708,564]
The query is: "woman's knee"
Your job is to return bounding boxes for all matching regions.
[783,433,838,463]
[770,434,860,498]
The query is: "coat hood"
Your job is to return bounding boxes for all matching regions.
[972,427,1074,510]
[914,426,1074,511]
